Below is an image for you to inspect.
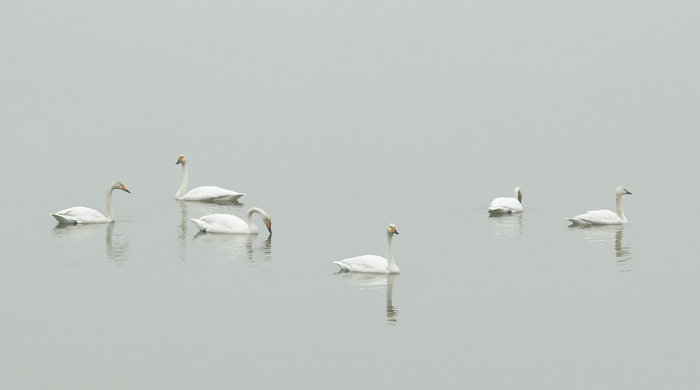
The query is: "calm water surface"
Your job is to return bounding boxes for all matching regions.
[2,173,699,389]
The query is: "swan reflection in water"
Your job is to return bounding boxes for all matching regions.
[488,212,523,240]
[193,232,272,264]
[52,222,129,264]
[569,225,632,272]
[178,200,189,261]
[336,273,400,325]
[105,223,129,263]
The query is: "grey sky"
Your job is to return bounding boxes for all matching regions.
[2,1,699,208]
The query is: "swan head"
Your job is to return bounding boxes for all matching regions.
[112,181,130,193]
[176,154,186,165]
[514,187,522,203]
[615,186,632,196]
[259,210,272,234]
[388,223,399,235]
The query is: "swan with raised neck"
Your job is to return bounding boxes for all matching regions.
[51,181,130,224]
[333,224,400,274]
[567,186,632,225]
[175,154,245,202]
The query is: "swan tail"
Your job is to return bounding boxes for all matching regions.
[51,213,78,225]
[210,193,246,202]
[566,218,589,226]
[190,218,209,232]
[333,261,352,272]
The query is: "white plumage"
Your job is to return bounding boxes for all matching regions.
[51,181,130,224]
[567,186,632,225]
[191,207,272,234]
[489,187,523,214]
[175,154,245,202]
[334,224,400,274]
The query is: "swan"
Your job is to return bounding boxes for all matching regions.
[190,207,272,234]
[175,154,245,202]
[334,224,400,274]
[488,187,523,214]
[567,186,632,225]
[51,181,130,224]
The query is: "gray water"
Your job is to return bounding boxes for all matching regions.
[3,2,700,389]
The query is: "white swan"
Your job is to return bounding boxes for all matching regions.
[51,181,130,224]
[175,154,245,202]
[567,186,632,225]
[190,207,272,234]
[334,224,400,274]
[488,187,523,214]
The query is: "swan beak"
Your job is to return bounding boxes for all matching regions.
[266,221,272,234]
[176,159,181,165]
[391,227,399,235]
[122,185,131,193]
[625,189,632,195]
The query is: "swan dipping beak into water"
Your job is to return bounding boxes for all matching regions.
[50,181,130,224]
[334,224,400,274]
[567,186,632,225]
[175,154,245,202]
[191,207,272,235]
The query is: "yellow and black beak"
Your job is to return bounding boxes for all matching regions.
[625,189,632,195]
[266,221,272,234]
[122,185,131,193]
[391,227,399,235]
[176,157,182,165]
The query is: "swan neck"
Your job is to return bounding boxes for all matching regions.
[615,192,627,223]
[386,232,397,272]
[176,161,188,199]
[106,185,116,222]
[246,208,262,231]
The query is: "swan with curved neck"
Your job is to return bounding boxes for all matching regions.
[567,186,632,225]
[190,207,272,234]
[334,224,400,274]
[175,154,245,202]
[488,187,523,214]
[51,181,130,224]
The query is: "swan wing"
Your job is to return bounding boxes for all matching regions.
[182,186,245,201]
[567,210,624,225]
[190,213,251,233]
[334,255,389,273]
[51,206,108,224]
[488,197,523,213]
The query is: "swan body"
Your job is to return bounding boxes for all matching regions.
[334,224,400,274]
[567,187,632,225]
[175,154,245,202]
[51,181,130,224]
[191,207,272,234]
[489,187,523,214]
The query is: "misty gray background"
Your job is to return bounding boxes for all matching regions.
[2,1,700,389]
